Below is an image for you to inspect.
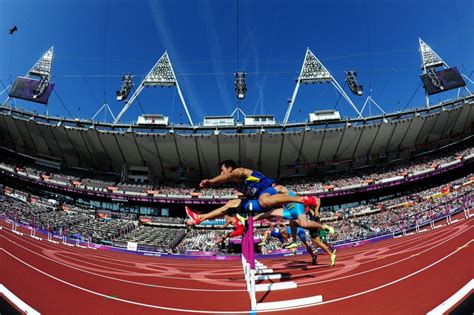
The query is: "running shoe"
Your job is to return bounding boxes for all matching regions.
[301,195,318,207]
[185,206,201,225]
[324,224,335,235]
[330,249,337,267]
[311,256,318,265]
[283,242,298,249]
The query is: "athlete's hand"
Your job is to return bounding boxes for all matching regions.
[199,179,211,188]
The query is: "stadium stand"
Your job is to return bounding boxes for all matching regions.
[2,172,471,254]
[0,141,472,198]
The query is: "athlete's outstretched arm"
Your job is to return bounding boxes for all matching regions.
[200,168,252,187]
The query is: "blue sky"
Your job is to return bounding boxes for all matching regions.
[1,0,473,125]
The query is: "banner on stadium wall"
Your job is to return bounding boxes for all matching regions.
[127,241,138,251]
[400,201,414,208]
[427,192,443,199]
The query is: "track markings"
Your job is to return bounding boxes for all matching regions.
[104,295,118,300]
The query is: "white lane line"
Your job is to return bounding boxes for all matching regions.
[0,284,41,315]
[2,239,471,314]
[298,225,472,287]
[1,226,242,270]
[1,235,245,292]
[264,239,473,313]
[427,279,474,315]
[1,249,242,314]
[1,222,469,292]
[0,217,456,272]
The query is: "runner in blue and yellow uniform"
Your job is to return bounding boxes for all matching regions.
[260,222,318,265]
[252,190,335,241]
[199,160,318,212]
[186,160,334,241]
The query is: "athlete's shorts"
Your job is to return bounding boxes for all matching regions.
[319,230,328,243]
[280,190,305,220]
[240,186,278,213]
[256,186,278,199]
[270,228,281,238]
[241,199,265,213]
[309,216,322,239]
[286,227,307,242]
[282,202,305,220]
[270,228,286,243]
[310,228,320,239]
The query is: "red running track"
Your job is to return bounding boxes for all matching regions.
[0,216,472,314]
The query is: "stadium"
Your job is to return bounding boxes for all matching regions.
[0,1,473,314]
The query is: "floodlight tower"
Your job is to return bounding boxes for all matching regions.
[113,51,194,126]
[283,48,362,126]
[419,38,471,107]
[28,46,54,99]
[2,47,55,114]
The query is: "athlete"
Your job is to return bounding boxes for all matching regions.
[187,160,334,236]
[213,214,245,246]
[258,221,295,249]
[291,212,336,267]
[260,222,317,265]
[199,160,318,213]
[252,190,334,237]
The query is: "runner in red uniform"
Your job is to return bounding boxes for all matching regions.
[213,214,245,246]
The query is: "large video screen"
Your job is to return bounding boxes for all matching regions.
[420,67,466,95]
[8,76,55,104]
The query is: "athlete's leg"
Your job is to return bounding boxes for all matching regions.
[311,236,333,256]
[252,208,285,221]
[289,220,299,242]
[259,230,271,245]
[280,227,291,244]
[259,192,316,209]
[324,241,335,252]
[186,199,241,225]
[301,240,315,259]
[312,236,336,266]
[272,184,289,194]
[200,199,241,221]
[295,213,328,230]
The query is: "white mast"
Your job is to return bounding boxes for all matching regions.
[419,38,471,107]
[113,51,194,126]
[283,48,362,126]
